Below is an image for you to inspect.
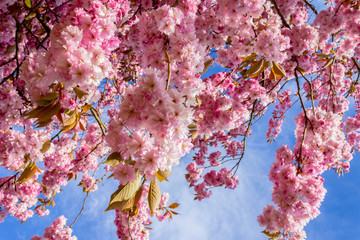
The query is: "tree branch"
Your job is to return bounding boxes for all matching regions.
[270,0,291,29]
[163,45,171,91]
[303,0,318,14]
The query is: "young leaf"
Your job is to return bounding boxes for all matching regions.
[148,179,161,215]
[262,230,281,238]
[36,102,61,123]
[122,186,143,211]
[63,110,77,126]
[241,53,257,62]
[104,173,141,212]
[168,203,179,209]
[199,59,214,75]
[155,169,171,182]
[81,104,91,112]
[322,58,334,69]
[104,199,129,212]
[40,140,51,153]
[104,152,123,167]
[36,92,59,106]
[35,119,53,128]
[24,107,44,119]
[244,59,264,78]
[24,0,32,8]
[79,120,86,131]
[272,62,287,78]
[16,162,40,184]
[73,87,89,99]
[56,111,64,124]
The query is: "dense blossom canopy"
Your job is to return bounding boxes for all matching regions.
[1,0,360,239]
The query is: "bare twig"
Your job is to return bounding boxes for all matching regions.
[294,69,315,134]
[128,212,134,240]
[90,107,106,136]
[296,68,316,116]
[0,173,19,189]
[270,0,291,29]
[351,57,360,85]
[231,101,257,175]
[164,45,171,91]
[69,161,109,228]
[303,0,318,14]
[334,1,344,16]
[120,4,142,28]
[69,191,90,228]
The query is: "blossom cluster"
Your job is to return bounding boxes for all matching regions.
[0,0,360,239]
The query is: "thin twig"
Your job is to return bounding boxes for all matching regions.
[294,70,315,133]
[69,164,109,228]
[120,4,142,28]
[296,68,316,116]
[164,45,171,91]
[270,0,291,29]
[90,107,106,136]
[69,191,90,228]
[128,212,134,240]
[303,0,318,14]
[297,118,308,174]
[231,101,257,175]
[0,173,19,189]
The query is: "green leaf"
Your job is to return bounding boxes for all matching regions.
[148,179,161,215]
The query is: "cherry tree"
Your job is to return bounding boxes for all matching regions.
[1,0,360,239]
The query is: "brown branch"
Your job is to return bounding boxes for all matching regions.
[231,101,257,175]
[90,107,106,136]
[0,173,19,189]
[334,1,344,16]
[327,63,336,112]
[163,45,171,91]
[352,57,360,85]
[24,24,47,50]
[120,4,142,28]
[294,69,315,135]
[294,70,310,174]
[69,161,109,228]
[128,212,134,240]
[270,0,291,29]
[69,191,90,228]
[303,0,318,14]
[297,118,308,174]
[296,68,316,116]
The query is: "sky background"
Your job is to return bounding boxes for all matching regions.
[2,0,360,239]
